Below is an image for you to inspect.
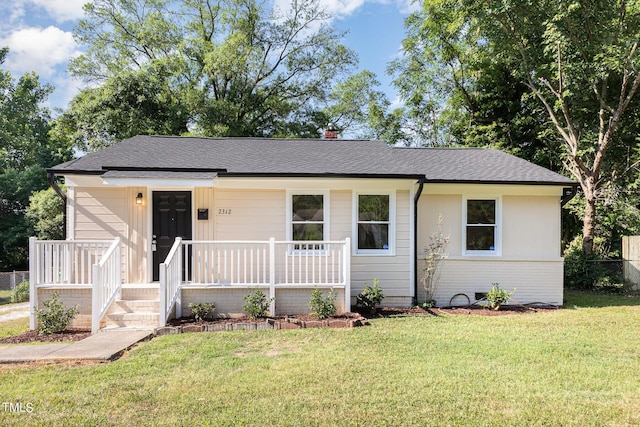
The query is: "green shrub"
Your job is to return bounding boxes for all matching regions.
[308,288,337,319]
[243,289,274,319]
[564,236,624,291]
[36,292,79,335]
[189,302,215,322]
[485,284,515,311]
[356,278,384,314]
[11,280,30,303]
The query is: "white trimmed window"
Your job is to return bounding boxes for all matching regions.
[287,192,329,249]
[464,198,501,255]
[355,192,395,255]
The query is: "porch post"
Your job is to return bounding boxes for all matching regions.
[175,238,182,319]
[29,237,37,330]
[159,263,166,327]
[343,238,351,312]
[91,263,101,334]
[269,237,276,316]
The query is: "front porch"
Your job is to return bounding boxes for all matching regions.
[29,237,351,333]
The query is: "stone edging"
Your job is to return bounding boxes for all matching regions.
[153,316,369,336]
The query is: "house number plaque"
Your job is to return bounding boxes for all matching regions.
[217,209,232,215]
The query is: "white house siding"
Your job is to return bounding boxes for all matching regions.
[417,185,565,306]
[71,186,148,283]
[193,187,215,240]
[127,186,147,283]
[422,259,564,306]
[194,180,412,306]
[350,189,412,308]
[213,188,286,240]
[74,188,127,240]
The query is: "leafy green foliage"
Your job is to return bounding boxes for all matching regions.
[392,0,640,253]
[10,281,30,303]
[308,288,337,320]
[243,289,273,319]
[0,48,73,270]
[356,278,384,314]
[26,187,65,240]
[189,302,216,322]
[63,0,371,149]
[485,284,515,311]
[36,292,79,335]
[564,236,626,292]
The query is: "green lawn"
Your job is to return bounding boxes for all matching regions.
[0,289,12,305]
[0,292,639,426]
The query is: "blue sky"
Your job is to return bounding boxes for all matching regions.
[0,0,416,113]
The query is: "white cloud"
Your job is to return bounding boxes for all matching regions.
[395,0,419,14]
[1,26,81,78]
[28,0,86,22]
[317,0,367,17]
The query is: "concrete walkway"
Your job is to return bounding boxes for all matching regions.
[0,302,30,322]
[0,329,152,363]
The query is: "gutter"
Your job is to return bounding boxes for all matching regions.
[47,172,67,239]
[561,184,579,207]
[413,176,425,305]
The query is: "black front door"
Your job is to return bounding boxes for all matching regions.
[153,191,192,281]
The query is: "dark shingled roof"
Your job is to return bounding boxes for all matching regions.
[50,135,574,185]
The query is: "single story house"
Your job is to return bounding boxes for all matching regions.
[30,135,575,332]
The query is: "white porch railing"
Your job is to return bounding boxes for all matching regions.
[29,237,121,332]
[91,238,122,333]
[159,237,183,327]
[159,238,351,325]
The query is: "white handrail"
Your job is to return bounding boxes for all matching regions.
[180,239,349,287]
[30,239,114,286]
[159,237,182,327]
[91,237,121,333]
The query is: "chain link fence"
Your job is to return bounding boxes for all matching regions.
[0,271,29,290]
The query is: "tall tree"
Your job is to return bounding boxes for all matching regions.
[65,0,359,150]
[393,0,640,254]
[0,48,73,269]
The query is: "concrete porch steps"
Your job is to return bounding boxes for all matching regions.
[104,285,161,329]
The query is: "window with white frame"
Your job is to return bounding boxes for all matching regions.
[289,194,326,249]
[464,198,500,254]
[356,193,393,254]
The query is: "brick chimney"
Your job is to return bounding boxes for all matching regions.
[324,123,338,140]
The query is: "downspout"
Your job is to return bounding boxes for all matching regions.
[47,172,67,239]
[413,177,425,305]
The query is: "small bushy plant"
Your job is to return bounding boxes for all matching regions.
[243,289,274,319]
[189,302,215,322]
[564,236,625,292]
[11,280,30,303]
[36,292,79,335]
[356,278,384,314]
[486,284,515,311]
[308,288,337,319]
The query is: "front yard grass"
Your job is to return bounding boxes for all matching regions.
[0,292,638,426]
[0,289,12,305]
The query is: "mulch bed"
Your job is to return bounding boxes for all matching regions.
[2,304,556,344]
[0,329,91,345]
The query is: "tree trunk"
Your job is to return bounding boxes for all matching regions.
[582,185,597,256]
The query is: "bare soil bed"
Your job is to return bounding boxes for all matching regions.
[0,329,91,345]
